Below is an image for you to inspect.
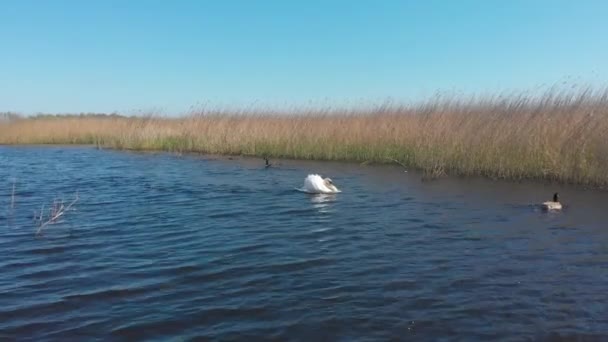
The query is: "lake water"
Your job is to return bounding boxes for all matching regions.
[1,146,607,341]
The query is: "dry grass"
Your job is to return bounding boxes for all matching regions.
[2,89,608,187]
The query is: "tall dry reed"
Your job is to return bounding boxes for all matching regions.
[1,89,607,187]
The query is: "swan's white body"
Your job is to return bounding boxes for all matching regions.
[541,201,562,211]
[299,174,340,194]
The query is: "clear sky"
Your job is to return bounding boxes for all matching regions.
[1,0,607,115]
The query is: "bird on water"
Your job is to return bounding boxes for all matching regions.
[541,192,562,211]
[299,174,341,194]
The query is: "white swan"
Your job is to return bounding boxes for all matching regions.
[541,192,562,211]
[299,174,341,194]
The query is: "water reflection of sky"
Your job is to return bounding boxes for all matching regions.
[310,194,337,214]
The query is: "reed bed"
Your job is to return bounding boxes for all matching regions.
[2,89,608,187]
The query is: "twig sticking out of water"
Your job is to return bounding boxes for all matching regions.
[34,204,45,226]
[10,180,16,210]
[386,158,408,172]
[421,165,446,182]
[6,179,17,229]
[36,192,79,236]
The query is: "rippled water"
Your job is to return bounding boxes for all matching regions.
[1,146,607,340]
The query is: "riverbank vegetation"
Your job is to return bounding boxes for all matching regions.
[2,89,607,187]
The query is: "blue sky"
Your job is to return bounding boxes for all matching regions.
[1,0,607,115]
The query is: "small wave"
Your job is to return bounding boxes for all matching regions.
[207,210,248,219]
[63,285,155,302]
[25,246,67,255]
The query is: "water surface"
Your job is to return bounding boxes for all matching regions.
[1,146,607,340]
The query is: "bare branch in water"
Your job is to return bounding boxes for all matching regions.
[421,165,446,182]
[386,158,408,172]
[36,192,79,236]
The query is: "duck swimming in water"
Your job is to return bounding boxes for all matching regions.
[264,157,272,168]
[541,192,562,211]
[299,174,341,194]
